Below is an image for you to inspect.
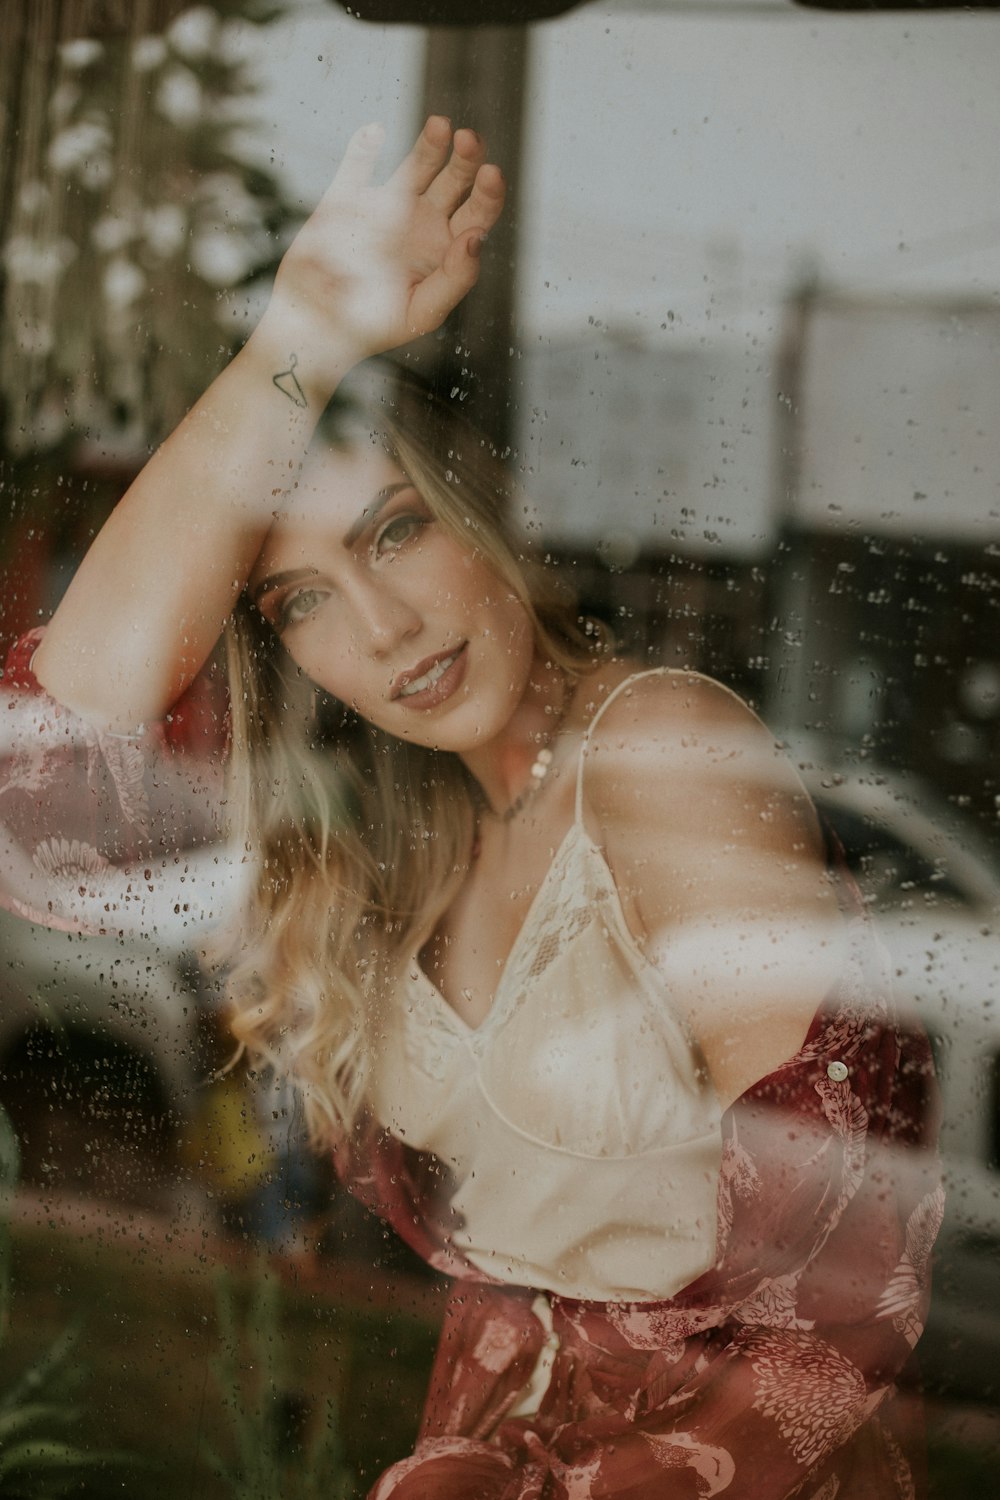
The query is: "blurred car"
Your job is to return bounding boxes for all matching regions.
[795,745,1000,1401]
[0,902,209,1207]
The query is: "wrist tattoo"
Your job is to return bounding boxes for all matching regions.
[273,353,307,409]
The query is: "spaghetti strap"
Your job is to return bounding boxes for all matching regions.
[572,664,824,843]
[574,668,670,824]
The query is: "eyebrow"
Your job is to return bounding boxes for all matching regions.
[343,480,414,546]
[251,565,318,606]
[252,481,416,605]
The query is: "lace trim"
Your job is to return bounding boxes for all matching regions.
[402,974,465,1082]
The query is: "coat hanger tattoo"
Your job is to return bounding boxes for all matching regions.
[273,353,307,408]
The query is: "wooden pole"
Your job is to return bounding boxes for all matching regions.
[415,23,528,450]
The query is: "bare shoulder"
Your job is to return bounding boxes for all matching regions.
[577,665,821,864]
[576,662,779,752]
[573,665,841,1106]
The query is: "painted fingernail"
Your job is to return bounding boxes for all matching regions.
[468,235,484,259]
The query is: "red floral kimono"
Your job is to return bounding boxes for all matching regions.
[1,630,943,1500]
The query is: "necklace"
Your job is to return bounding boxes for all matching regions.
[499,693,570,824]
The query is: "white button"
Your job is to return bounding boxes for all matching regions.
[826,1060,849,1083]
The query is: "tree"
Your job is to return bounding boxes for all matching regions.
[0,3,296,632]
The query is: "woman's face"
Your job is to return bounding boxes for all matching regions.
[247,442,537,753]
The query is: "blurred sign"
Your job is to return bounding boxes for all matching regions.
[330,0,999,21]
[331,1,576,20]
[517,332,778,558]
[795,297,1000,541]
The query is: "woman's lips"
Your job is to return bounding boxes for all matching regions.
[393,643,468,711]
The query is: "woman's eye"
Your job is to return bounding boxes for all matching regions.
[279,588,324,629]
[375,513,425,555]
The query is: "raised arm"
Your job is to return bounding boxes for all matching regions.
[32,117,505,732]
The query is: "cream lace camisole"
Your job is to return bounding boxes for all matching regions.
[369,671,723,1304]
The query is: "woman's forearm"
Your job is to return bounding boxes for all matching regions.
[32,323,348,732]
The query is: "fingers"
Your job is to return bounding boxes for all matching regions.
[422,126,488,215]
[394,119,499,222]
[449,162,506,239]
[406,229,486,338]
[390,115,455,196]
[322,122,386,203]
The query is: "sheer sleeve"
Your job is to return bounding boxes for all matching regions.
[516,1002,942,1500]
[0,627,248,947]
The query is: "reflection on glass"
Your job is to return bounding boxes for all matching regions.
[0,3,997,1495]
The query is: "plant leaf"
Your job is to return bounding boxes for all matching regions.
[0,1103,20,1346]
[0,1320,84,1415]
[0,1401,79,1455]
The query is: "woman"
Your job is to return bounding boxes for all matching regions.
[3,119,940,1497]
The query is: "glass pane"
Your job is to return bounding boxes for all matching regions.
[1,1,998,1494]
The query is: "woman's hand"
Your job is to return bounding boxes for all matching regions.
[255,116,506,402]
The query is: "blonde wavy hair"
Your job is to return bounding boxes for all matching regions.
[220,366,604,1146]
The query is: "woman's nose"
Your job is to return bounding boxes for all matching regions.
[350,576,421,655]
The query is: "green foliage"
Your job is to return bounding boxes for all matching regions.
[2,2,298,468]
[0,1105,130,1497]
[207,1262,356,1500]
[0,1103,17,1337]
